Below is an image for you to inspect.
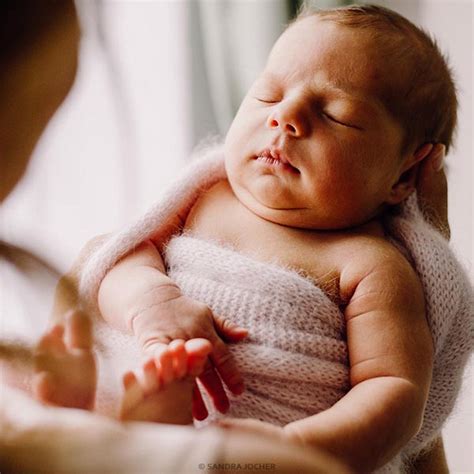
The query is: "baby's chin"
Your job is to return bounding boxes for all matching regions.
[232,184,360,230]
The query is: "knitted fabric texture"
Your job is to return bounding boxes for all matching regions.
[79,145,473,472]
[165,235,349,425]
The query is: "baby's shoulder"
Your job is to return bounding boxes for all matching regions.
[337,232,421,303]
[340,230,415,274]
[183,179,237,238]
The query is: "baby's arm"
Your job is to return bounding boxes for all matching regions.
[97,239,247,415]
[98,239,177,337]
[283,245,433,473]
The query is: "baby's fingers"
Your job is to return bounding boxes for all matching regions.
[211,339,244,396]
[142,358,160,395]
[192,381,208,421]
[154,345,174,385]
[185,338,212,376]
[198,360,229,414]
[168,339,187,379]
[214,315,248,343]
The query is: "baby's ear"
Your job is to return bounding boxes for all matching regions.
[385,143,434,205]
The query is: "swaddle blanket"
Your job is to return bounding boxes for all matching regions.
[79,145,473,472]
[165,235,350,426]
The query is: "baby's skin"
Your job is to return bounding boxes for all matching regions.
[34,311,211,425]
[83,14,439,473]
[120,337,211,424]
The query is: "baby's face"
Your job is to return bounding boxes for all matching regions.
[224,16,408,229]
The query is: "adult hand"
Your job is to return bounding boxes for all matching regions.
[51,234,110,324]
[412,143,450,474]
[34,310,96,410]
[416,144,450,239]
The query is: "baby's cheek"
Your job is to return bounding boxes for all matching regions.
[311,169,368,217]
[314,163,357,197]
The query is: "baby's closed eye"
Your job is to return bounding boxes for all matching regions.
[254,96,280,104]
[317,101,365,130]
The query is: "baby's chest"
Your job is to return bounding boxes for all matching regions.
[184,182,351,301]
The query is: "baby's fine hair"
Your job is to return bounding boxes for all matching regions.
[297,4,458,154]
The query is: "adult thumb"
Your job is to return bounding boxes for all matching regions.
[416,144,450,239]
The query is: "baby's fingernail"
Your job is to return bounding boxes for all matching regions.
[432,145,445,171]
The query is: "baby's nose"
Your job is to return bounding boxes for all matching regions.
[267,102,309,137]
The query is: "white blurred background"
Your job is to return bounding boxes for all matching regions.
[0,0,471,471]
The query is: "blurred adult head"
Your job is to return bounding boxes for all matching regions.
[0,0,80,202]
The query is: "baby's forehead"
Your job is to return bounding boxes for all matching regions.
[272,15,408,101]
[267,18,396,101]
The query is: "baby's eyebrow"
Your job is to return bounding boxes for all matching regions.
[263,70,357,97]
[258,71,381,115]
[316,77,367,101]
[316,79,382,113]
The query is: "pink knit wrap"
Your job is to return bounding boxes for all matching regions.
[79,145,473,472]
[165,235,350,426]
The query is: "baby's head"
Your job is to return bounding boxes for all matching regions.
[224,4,457,229]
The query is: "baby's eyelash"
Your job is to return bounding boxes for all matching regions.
[323,111,347,125]
[322,111,362,131]
[255,97,278,104]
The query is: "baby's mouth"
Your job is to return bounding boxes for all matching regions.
[255,149,300,174]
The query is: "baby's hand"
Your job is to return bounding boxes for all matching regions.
[130,283,248,418]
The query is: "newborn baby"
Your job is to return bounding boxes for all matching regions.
[36,5,472,474]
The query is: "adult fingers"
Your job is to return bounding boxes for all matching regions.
[120,371,144,418]
[66,310,93,350]
[36,325,66,355]
[416,144,450,239]
[32,371,55,403]
[51,233,110,324]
